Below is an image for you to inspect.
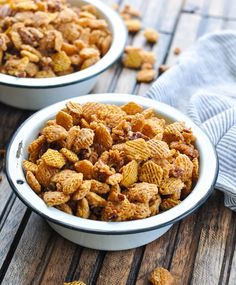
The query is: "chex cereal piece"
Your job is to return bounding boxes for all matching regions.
[163,122,184,142]
[136,69,156,83]
[159,178,184,195]
[173,154,193,182]
[144,28,159,43]
[72,180,91,201]
[133,202,151,219]
[74,160,94,179]
[139,161,163,186]
[93,122,113,149]
[56,203,73,215]
[42,125,68,143]
[44,191,70,207]
[22,160,38,173]
[147,139,171,159]
[82,102,104,121]
[28,135,46,162]
[52,51,71,72]
[56,111,73,131]
[42,149,66,169]
[66,127,94,153]
[26,171,41,193]
[192,157,199,180]
[102,197,135,221]
[90,179,110,194]
[51,170,77,184]
[124,138,151,160]
[149,267,174,285]
[121,160,138,187]
[125,182,158,203]
[60,148,79,163]
[160,198,180,211]
[121,4,141,18]
[86,192,107,207]
[76,198,90,219]
[35,160,59,187]
[131,113,145,132]
[66,101,83,118]
[62,173,83,194]
[149,195,162,216]
[121,102,143,115]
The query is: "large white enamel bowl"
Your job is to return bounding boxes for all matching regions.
[0,0,127,110]
[6,94,218,251]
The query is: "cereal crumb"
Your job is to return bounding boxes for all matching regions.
[173,47,181,55]
[149,267,174,285]
[144,28,159,43]
[158,65,170,75]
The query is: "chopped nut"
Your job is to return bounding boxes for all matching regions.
[174,47,181,55]
[159,64,170,75]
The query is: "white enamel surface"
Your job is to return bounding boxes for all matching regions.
[0,0,127,110]
[49,222,172,250]
[7,94,218,246]
[0,77,97,110]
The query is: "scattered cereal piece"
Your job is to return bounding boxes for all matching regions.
[121,4,141,18]
[124,19,142,33]
[140,51,156,65]
[149,267,174,285]
[62,173,83,194]
[122,48,142,69]
[144,28,159,43]
[174,47,181,55]
[136,69,156,83]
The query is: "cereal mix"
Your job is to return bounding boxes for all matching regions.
[23,101,199,221]
[0,0,111,78]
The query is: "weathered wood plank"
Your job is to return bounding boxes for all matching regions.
[72,249,100,284]
[183,0,209,15]
[135,224,179,285]
[1,213,52,285]
[190,193,231,285]
[166,13,202,66]
[0,198,27,272]
[96,250,135,285]
[228,226,236,285]
[39,237,78,285]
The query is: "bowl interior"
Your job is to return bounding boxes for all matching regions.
[6,94,218,234]
[0,0,127,88]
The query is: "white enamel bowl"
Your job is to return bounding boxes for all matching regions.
[6,94,218,251]
[0,0,127,110]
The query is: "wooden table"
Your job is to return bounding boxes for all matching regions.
[1,0,236,284]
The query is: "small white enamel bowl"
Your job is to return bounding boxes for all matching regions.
[0,0,127,110]
[6,94,218,251]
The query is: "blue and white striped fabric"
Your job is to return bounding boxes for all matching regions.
[146,31,236,211]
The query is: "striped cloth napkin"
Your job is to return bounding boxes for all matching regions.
[146,31,236,211]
